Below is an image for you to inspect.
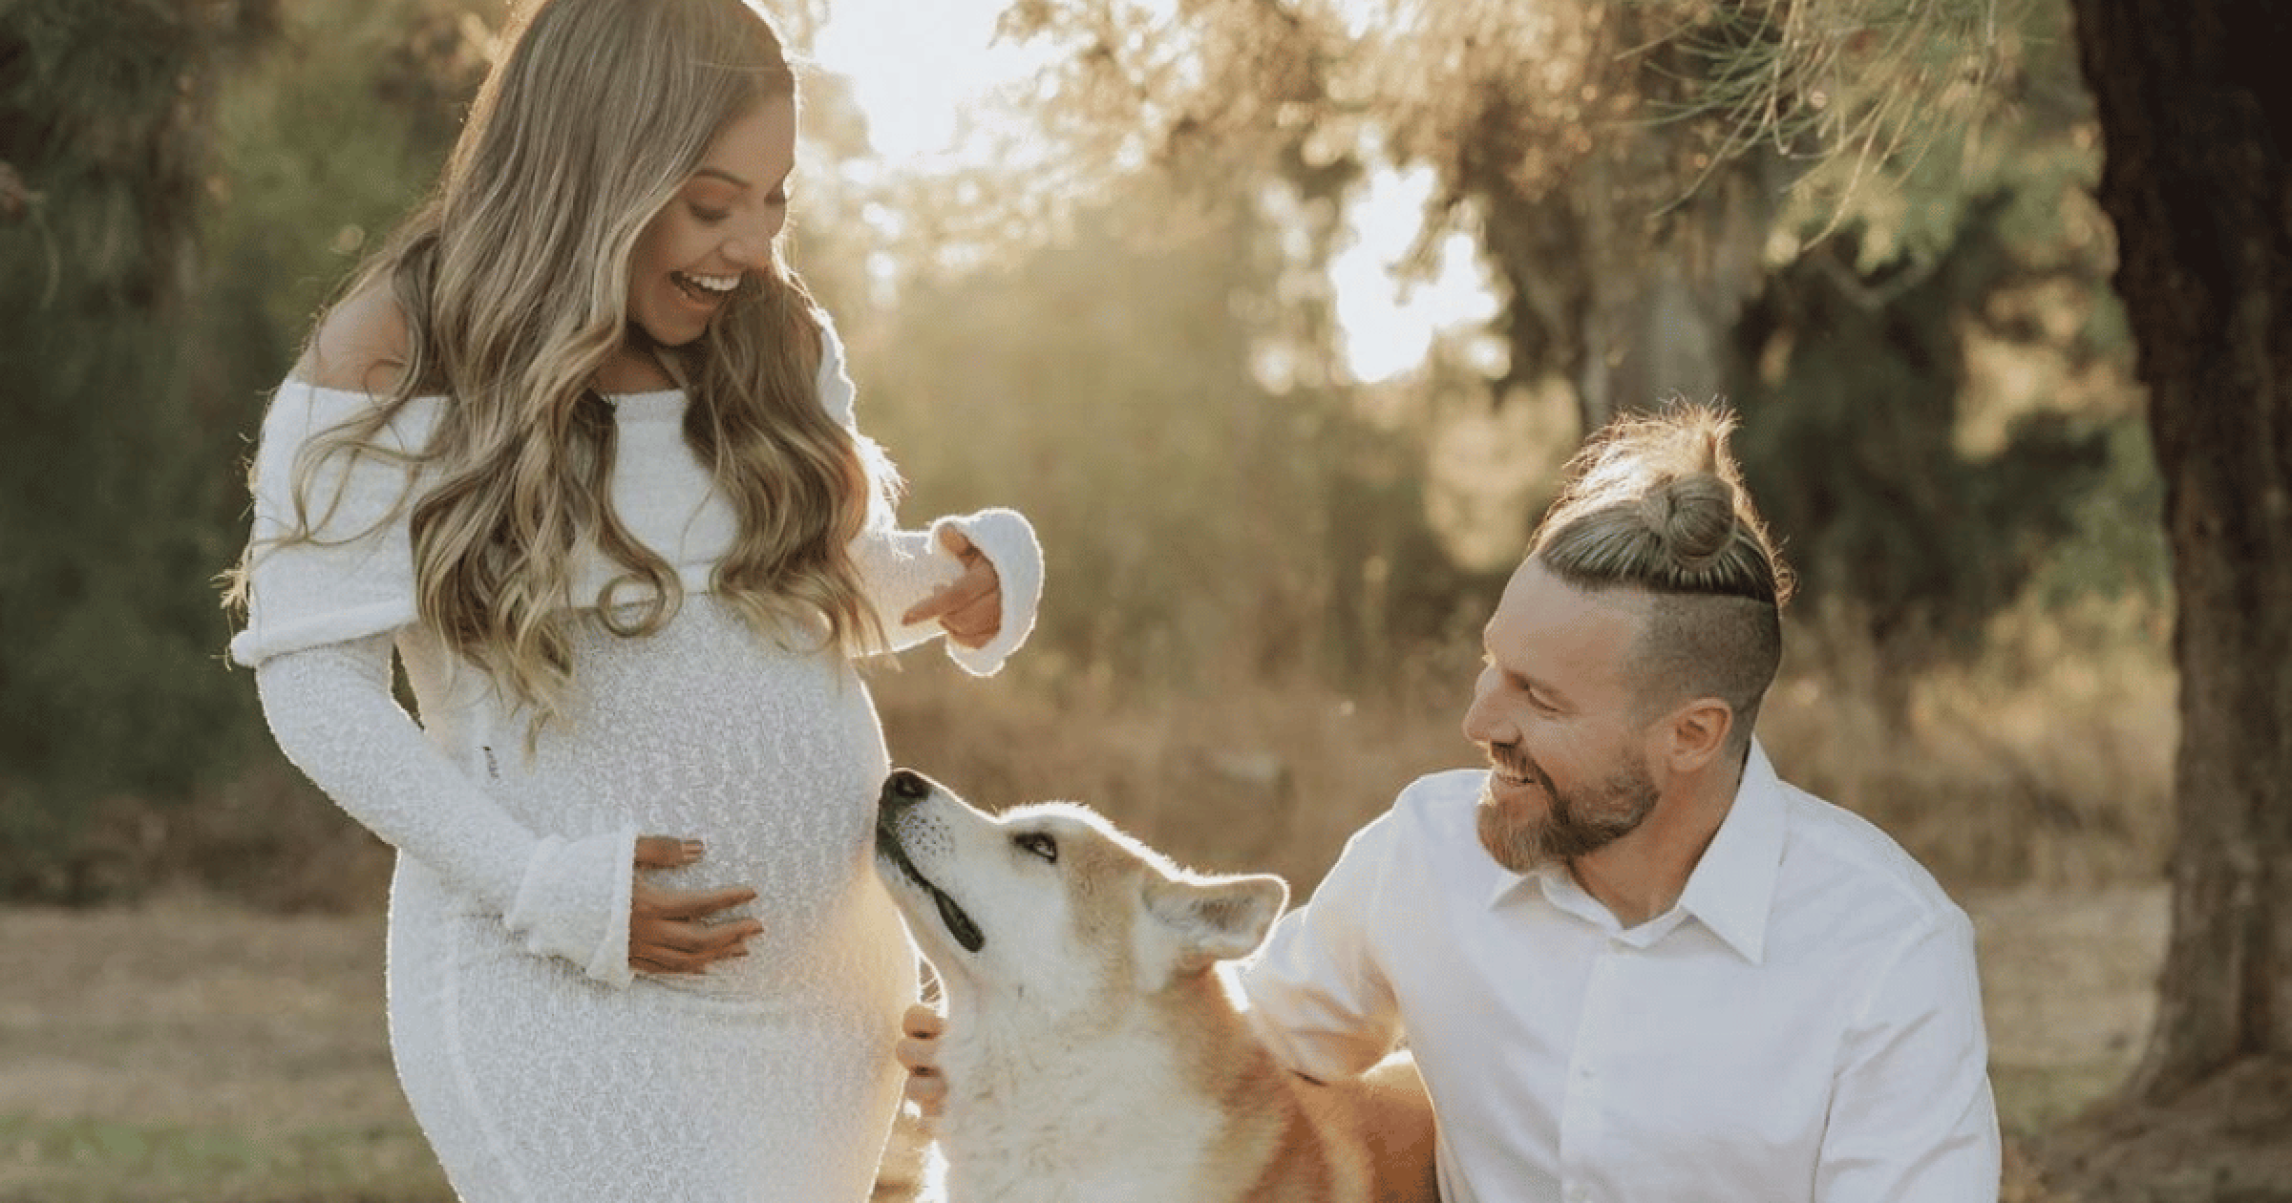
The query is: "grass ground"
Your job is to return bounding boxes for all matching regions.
[0,881,2163,1202]
[1,592,2181,1198]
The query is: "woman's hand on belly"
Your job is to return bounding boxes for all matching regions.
[630,835,763,975]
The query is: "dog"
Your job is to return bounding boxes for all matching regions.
[873,768,1439,1203]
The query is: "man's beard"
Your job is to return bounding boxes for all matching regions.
[1476,747,1660,873]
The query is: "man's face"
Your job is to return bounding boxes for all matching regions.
[1463,558,1661,873]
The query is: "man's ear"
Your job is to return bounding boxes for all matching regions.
[1144,873,1289,974]
[1661,697,1734,773]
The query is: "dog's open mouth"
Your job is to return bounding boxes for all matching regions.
[874,825,986,954]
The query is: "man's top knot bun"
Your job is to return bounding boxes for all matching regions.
[1637,472,1738,572]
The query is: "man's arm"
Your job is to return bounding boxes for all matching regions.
[1236,813,1408,1082]
[1817,908,2001,1201]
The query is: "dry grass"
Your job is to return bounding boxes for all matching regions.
[3,599,2175,1199]
[869,592,2176,902]
[0,881,2161,1201]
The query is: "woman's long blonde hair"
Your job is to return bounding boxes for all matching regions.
[230,0,886,722]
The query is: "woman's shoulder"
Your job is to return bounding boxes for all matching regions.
[294,278,413,394]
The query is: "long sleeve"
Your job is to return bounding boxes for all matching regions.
[818,318,1043,674]
[1237,813,1407,1082]
[255,635,640,986]
[1816,908,2002,1202]
[229,384,442,668]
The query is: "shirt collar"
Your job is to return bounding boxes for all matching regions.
[1483,741,1789,965]
[1673,740,1787,965]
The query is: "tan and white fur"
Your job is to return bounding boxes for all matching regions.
[873,769,1439,1203]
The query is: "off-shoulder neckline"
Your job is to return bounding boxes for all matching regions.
[278,377,687,409]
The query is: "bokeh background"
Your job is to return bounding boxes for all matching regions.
[0,0,2210,1198]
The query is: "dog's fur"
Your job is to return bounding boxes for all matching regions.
[874,769,1439,1203]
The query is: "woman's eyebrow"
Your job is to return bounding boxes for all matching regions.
[691,167,751,189]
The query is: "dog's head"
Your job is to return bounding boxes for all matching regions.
[873,768,1289,1009]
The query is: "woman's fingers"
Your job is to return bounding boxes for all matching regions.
[628,879,760,973]
[901,527,1003,638]
[938,591,1002,648]
[634,835,704,869]
[936,526,980,563]
[648,883,760,921]
[903,565,1003,642]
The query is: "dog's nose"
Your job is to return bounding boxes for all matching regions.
[881,769,932,809]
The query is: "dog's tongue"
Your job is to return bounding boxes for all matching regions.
[935,888,985,953]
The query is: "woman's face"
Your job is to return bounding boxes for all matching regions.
[613,94,797,377]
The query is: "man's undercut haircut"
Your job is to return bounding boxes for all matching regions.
[1530,402,1795,752]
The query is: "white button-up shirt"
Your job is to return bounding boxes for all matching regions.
[1239,744,1999,1203]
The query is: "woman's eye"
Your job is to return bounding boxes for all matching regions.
[690,205,730,224]
[1014,832,1058,864]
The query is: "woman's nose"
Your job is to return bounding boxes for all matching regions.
[722,234,770,270]
[722,211,784,270]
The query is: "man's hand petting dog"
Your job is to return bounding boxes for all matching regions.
[871,769,1437,1203]
[898,1004,947,1118]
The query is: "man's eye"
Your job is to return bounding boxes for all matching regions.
[1013,832,1058,863]
[765,187,789,206]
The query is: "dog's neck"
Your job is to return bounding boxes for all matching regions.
[934,970,1293,1203]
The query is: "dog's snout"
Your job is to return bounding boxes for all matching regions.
[882,769,932,808]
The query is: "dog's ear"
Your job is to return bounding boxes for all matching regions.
[1145,873,1289,973]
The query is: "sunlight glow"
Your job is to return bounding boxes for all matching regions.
[810,0,1049,165]
[1329,165,1501,383]
[812,0,1499,384]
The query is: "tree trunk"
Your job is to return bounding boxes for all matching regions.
[2069,0,2292,1122]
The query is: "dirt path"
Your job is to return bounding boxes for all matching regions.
[0,884,2167,1201]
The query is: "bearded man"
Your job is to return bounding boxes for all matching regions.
[1236,403,1998,1202]
[902,404,1999,1202]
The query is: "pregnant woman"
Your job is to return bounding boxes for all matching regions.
[222,1,1043,1198]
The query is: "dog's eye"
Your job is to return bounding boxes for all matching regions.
[1013,831,1059,864]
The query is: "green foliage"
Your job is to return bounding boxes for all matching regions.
[0,0,276,850]
[0,0,2173,907]
[0,0,483,900]
[1731,216,2116,680]
[1724,0,2155,688]
[195,0,487,393]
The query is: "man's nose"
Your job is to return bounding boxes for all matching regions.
[1461,673,1504,747]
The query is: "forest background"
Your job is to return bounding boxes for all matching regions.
[0,0,2210,1198]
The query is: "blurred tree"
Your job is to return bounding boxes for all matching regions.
[1732,196,2111,712]
[985,0,2138,690]
[192,0,490,409]
[1726,1,2131,709]
[857,165,1476,688]
[0,0,277,896]
[2044,0,2292,1192]
[990,0,2008,430]
[0,0,504,900]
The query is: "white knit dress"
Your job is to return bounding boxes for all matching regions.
[231,324,1042,1203]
